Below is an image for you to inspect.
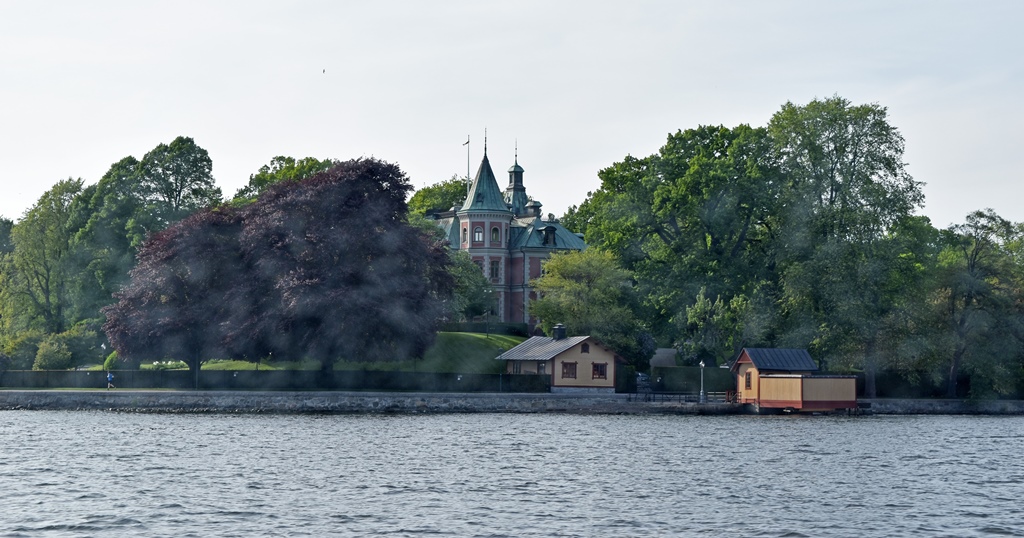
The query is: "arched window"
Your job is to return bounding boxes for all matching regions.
[461,227,467,243]
[473,227,483,242]
[581,343,590,354]
[491,226,500,243]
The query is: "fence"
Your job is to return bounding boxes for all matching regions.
[0,370,551,393]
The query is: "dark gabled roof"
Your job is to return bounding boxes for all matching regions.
[496,336,591,362]
[508,216,587,250]
[732,348,819,373]
[462,154,510,213]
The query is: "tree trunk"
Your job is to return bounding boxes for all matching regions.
[863,336,877,399]
[947,346,966,399]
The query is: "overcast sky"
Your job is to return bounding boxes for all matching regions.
[1,1,1021,228]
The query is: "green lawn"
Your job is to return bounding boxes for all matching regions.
[122,332,527,374]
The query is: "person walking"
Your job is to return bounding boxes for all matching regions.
[106,371,115,390]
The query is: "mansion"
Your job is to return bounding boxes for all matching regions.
[431,150,586,324]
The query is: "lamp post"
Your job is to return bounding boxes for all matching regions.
[699,360,706,404]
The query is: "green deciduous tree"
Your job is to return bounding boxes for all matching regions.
[531,249,653,368]
[139,136,222,224]
[769,96,925,394]
[2,179,84,334]
[565,124,782,347]
[68,156,156,322]
[447,251,496,321]
[934,209,1024,397]
[234,156,337,200]
[408,175,469,216]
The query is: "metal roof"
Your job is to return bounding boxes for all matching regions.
[496,336,591,362]
[461,154,510,212]
[508,216,587,250]
[735,348,819,373]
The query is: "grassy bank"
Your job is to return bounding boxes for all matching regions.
[121,332,526,374]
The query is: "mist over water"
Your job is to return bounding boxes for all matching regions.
[1,411,1021,537]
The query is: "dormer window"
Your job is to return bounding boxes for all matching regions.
[541,226,556,246]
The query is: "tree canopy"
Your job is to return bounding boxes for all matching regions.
[103,158,456,380]
[531,249,654,369]
[566,95,1024,397]
[233,156,337,200]
[408,175,469,216]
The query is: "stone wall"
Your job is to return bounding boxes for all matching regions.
[863,398,1024,415]
[2,391,1021,415]
[0,390,743,415]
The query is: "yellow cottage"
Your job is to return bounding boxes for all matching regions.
[731,348,857,413]
[497,324,621,393]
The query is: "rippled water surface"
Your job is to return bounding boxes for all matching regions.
[1,411,1022,537]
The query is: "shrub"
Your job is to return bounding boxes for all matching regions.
[103,351,120,371]
[4,330,44,370]
[34,338,73,370]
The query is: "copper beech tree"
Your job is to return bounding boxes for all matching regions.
[103,159,455,383]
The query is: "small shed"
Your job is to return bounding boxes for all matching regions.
[497,324,621,393]
[731,348,857,413]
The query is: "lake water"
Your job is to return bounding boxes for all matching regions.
[0,411,1021,537]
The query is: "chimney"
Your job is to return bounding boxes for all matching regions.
[552,323,567,340]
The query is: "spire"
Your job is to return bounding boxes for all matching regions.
[505,140,528,216]
[461,149,509,213]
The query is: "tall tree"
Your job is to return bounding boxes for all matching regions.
[531,249,653,368]
[563,124,781,345]
[768,96,924,393]
[935,209,1023,397]
[408,175,469,216]
[233,156,337,200]
[0,217,13,255]
[105,158,456,378]
[103,207,245,382]
[235,158,455,371]
[139,136,222,224]
[67,156,156,321]
[2,179,84,334]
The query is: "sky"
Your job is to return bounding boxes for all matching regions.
[1,1,1021,228]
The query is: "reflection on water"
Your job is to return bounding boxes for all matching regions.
[1,411,1022,537]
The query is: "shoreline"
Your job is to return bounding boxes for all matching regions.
[2,390,1024,415]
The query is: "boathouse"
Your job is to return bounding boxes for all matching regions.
[496,324,621,393]
[731,348,857,413]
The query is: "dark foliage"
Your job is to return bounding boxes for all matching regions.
[103,158,455,376]
[103,207,244,376]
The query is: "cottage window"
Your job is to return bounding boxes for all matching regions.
[512,362,522,374]
[581,343,590,353]
[537,362,546,375]
[491,226,500,243]
[745,371,752,390]
[592,363,607,380]
[561,362,577,379]
[474,227,483,242]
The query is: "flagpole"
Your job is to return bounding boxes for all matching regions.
[464,135,471,196]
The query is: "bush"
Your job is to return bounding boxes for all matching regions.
[103,351,120,371]
[4,330,44,370]
[54,320,108,367]
[33,338,73,370]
